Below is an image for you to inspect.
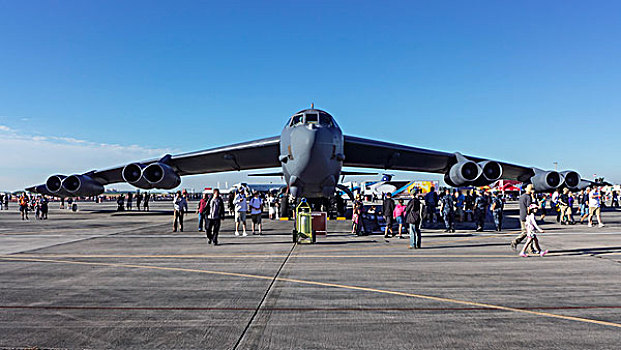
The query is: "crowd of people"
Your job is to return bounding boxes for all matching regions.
[166,188,282,246]
[115,192,151,212]
[355,184,614,254]
[3,193,51,220]
[5,183,617,254]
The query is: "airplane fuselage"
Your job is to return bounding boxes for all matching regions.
[279,109,344,198]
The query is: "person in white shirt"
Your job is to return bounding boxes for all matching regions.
[588,187,604,227]
[233,190,248,236]
[248,192,263,235]
[519,204,548,257]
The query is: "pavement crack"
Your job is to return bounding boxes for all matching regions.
[231,242,297,350]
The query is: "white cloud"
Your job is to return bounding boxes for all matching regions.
[0,129,177,191]
[0,127,283,192]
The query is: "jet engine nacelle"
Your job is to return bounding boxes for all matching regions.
[62,174,105,197]
[143,162,181,189]
[444,160,481,187]
[122,163,154,189]
[471,161,503,186]
[560,170,581,190]
[45,175,72,197]
[530,169,562,192]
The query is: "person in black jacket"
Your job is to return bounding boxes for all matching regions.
[205,189,226,246]
[383,193,396,238]
[405,190,423,249]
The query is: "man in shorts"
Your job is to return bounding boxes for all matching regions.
[248,192,263,235]
[588,187,604,227]
[233,190,248,236]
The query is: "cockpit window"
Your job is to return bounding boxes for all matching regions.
[305,113,318,123]
[289,114,303,126]
[319,113,333,127]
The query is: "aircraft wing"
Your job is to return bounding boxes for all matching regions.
[27,136,281,195]
[343,135,537,182]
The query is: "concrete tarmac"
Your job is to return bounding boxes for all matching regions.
[1,201,620,349]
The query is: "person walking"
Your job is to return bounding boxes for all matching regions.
[424,187,438,226]
[519,204,548,257]
[40,196,49,220]
[455,191,465,222]
[382,193,395,238]
[490,192,504,231]
[538,193,547,221]
[405,190,423,249]
[464,190,475,222]
[473,190,488,232]
[205,189,225,245]
[0,194,3,211]
[440,189,455,232]
[588,187,604,227]
[233,190,248,236]
[352,194,363,235]
[393,198,407,238]
[126,192,133,211]
[579,188,590,223]
[143,192,150,211]
[511,184,534,251]
[248,191,263,235]
[136,192,143,211]
[19,194,29,220]
[610,191,619,208]
[196,193,209,232]
[558,188,573,225]
[172,191,187,232]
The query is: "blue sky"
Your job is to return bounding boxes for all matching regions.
[1,1,620,191]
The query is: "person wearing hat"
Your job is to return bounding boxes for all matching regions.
[519,204,548,257]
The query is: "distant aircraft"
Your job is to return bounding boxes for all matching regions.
[27,107,591,205]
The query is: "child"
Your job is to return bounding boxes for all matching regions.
[393,199,407,239]
[519,204,548,257]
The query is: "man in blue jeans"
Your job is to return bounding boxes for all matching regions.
[196,193,209,232]
[405,190,423,249]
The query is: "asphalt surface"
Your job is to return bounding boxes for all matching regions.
[0,200,620,349]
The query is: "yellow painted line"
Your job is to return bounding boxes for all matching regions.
[279,217,290,221]
[1,257,620,329]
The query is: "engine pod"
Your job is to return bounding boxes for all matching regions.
[63,174,104,197]
[143,163,181,189]
[122,163,154,189]
[530,170,562,192]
